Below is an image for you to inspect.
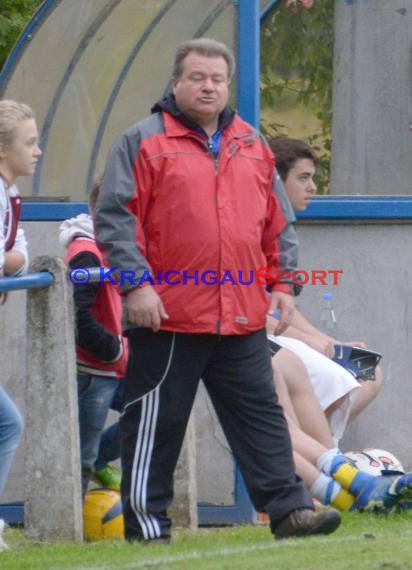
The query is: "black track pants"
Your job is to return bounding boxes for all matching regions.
[120,328,313,541]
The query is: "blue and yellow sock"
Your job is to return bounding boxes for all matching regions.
[311,472,355,511]
[317,448,375,496]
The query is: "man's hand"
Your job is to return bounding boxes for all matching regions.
[268,291,294,335]
[126,285,169,332]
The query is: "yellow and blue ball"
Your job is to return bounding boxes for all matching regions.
[83,488,124,541]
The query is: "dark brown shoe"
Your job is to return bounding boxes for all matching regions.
[274,508,341,540]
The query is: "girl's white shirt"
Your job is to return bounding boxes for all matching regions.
[0,177,29,275]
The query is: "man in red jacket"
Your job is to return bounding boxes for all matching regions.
[95,38,341,542]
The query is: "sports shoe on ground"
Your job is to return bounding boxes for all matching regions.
[395,499,412,512]
[273,507,341,539]
[353,472,412,513]
[126,534,171,544]
[93,464,121,491]
[0,519,9,551]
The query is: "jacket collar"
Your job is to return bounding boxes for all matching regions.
[151,93,236,135]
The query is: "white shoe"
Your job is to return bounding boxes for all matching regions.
[0,519,9,551]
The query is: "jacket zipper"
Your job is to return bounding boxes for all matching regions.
[207,136,219,174]
[206,136,221,335]
[184,131,254,336]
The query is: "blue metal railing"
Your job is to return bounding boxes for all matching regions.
[20,197,412,223]
[22,202,87,221]
[298,196,412,221]
[0,267,105,293]
[0,271,53,293]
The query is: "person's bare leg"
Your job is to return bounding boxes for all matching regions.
[348,366,383,423]
[286,410,328,465]
[271,359,301,425]
[293,451,321,489]
[272,361,330,464]
[272,365,356,511]
[273,349,335,449]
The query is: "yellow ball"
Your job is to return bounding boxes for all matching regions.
[83,488,124,541]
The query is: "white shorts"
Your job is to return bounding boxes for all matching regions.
[268,334,361,440]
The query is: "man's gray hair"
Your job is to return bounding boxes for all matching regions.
[172,38,236,82]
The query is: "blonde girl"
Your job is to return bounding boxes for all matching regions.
[0,100,41,280]
[0,100,41,550]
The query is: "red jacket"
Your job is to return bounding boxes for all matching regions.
[96,101,291,336]
[66,238,128,377]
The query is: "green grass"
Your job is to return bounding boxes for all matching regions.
[2,511,412,569]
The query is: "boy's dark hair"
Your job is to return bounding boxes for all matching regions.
[89,175,102,212]
[268,136,319,182]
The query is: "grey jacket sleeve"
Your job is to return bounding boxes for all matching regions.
[94,124,151,293]
[273,171,301,294]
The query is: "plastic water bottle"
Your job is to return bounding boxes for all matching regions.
[320,292,337,333]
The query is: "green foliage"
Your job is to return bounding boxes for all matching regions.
[0,0,43,71]
[261,0,334,192]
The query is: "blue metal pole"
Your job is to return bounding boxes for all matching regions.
[234,0,263,526]
[21,201,88,221]
[237,0,260,127]
[20,198,412,223]
[0,266,118,294]
[0,271,53,292]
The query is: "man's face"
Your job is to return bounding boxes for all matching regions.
[172,52,230,131]
[284,158,317,211]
